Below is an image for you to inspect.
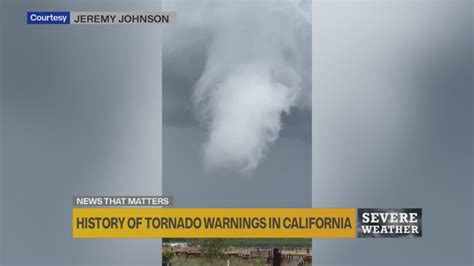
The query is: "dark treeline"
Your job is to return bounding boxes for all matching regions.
[163,238,311,247]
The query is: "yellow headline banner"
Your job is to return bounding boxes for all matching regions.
[73,208,356,238]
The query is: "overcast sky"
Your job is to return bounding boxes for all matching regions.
[162,0,312,208]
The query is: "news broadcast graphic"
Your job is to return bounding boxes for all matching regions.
[357,208,422,238]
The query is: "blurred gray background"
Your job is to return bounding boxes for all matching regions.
[1,0,163,265]
[313,0,473,265]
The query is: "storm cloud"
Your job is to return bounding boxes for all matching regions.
[165,0,311,174]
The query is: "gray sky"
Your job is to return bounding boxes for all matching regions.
[162,0,312,208]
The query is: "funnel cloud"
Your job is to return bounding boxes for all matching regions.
[190,0,311,174]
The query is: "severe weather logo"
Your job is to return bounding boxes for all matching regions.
[357,208,422,238]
